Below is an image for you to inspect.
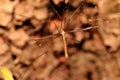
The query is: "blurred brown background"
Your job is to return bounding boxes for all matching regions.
[0,0,120,80]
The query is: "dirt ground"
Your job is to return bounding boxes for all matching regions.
[0,0,120,80]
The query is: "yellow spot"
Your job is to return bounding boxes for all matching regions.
[0,67,14,80]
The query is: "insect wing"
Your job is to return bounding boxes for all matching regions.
[29,33,61,47]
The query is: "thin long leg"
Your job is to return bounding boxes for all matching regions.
[69,1,85,20]
[50,4,62,20]
[64,1,85,30]
[64,0,71,29]
[68,26,97,33]
[53,22,61,33]
[49,4,64,31]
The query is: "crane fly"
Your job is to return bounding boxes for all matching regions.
[0,0,96,58]
[30,1,96,58]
